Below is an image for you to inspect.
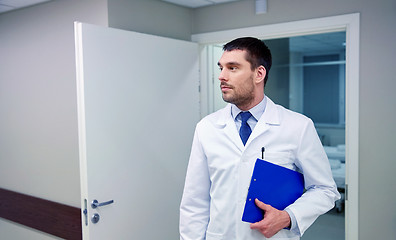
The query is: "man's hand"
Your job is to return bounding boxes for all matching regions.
[250,199,291,238]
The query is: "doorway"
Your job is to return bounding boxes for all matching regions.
[192,13,359,240]
[204,30,346,240]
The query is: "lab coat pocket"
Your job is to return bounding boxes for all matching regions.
[205,231,223,240]
[264,152,296,171]
[268,229,300,239]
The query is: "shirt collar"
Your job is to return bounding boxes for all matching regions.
[231,96,267,121]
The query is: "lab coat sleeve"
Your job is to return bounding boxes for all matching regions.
[180,126,211,240]
[285,118,341,236]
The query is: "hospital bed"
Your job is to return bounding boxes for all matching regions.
[324,145,345,213]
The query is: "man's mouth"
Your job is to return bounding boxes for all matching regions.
[221,83,233,91]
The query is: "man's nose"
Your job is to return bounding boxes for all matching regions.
[218,69,227,81]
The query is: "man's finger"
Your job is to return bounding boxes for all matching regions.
[255,198,271,211]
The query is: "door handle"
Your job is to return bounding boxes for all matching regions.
[91,199,114,209]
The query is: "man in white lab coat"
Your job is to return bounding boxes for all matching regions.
[179,37,340,240]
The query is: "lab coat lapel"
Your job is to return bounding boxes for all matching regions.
[246,97,280,147]
[215,104,245,151]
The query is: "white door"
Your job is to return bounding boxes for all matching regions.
[75,22,200,240]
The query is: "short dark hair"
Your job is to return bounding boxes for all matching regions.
[223,37,272,85]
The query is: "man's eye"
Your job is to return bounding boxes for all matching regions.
[230,67,237,70]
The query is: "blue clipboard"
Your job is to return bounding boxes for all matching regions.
[242,158,304,223]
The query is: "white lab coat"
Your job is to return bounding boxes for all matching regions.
[180,96,340,240]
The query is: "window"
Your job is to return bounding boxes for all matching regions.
[302,54,345,125]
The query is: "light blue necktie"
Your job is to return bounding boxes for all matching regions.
[239,111,252,145]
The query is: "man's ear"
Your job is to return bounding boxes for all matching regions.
[255,66,266,84]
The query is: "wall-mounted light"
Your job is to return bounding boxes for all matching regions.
[255,0,267,14]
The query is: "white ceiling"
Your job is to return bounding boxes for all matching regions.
[0,0,50,14]
[162,0,239,8]
[0,0,238,14]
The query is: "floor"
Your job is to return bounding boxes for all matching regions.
[301,208,345,240]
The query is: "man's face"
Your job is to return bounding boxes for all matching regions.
[217,50,256,108]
